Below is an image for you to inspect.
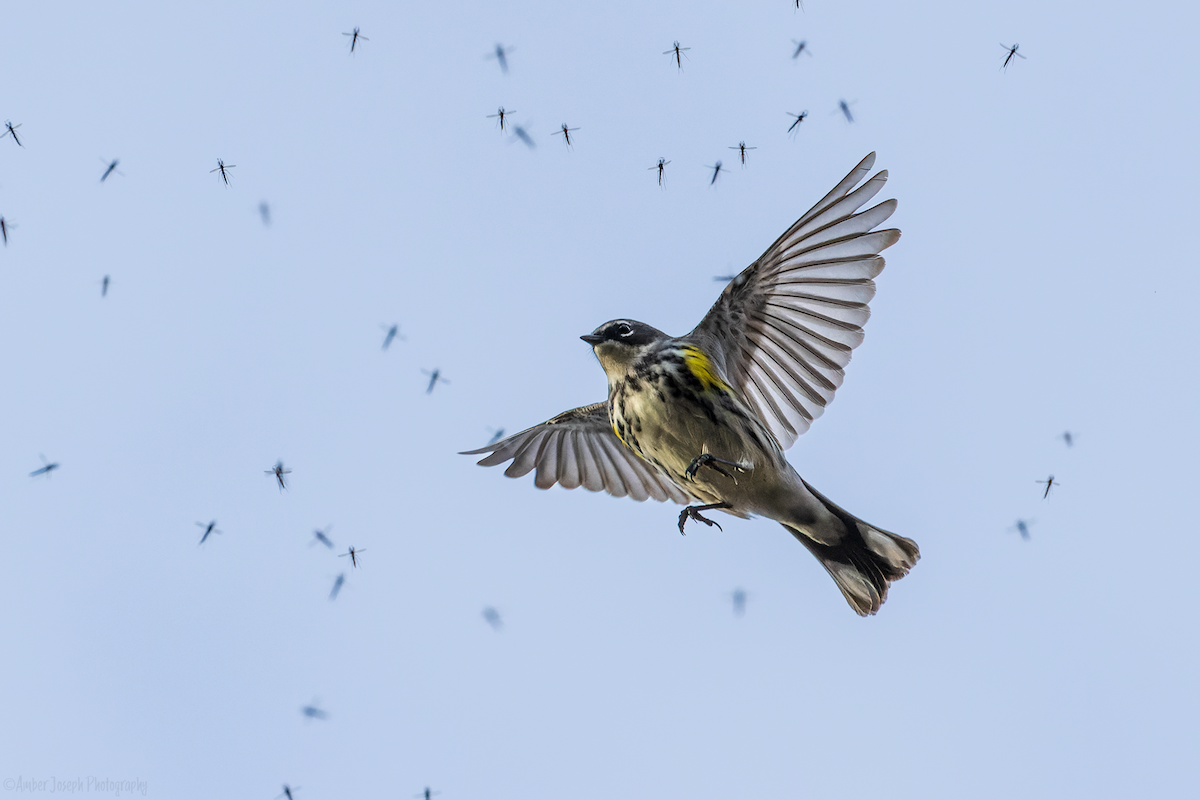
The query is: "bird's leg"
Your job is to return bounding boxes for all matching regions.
[684,453,746,482]
[678,502,732,535]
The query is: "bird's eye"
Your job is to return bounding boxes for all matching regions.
[614,323,634,338]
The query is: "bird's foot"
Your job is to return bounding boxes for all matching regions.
[678,502,732,535]
[684,453,746,482]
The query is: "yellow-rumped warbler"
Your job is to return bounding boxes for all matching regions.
[463,153,918,615]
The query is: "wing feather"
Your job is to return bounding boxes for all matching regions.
[461,403,688,505]
[690,154,900,449]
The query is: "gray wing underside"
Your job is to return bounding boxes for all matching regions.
[690,152,900,450]
[461,402,692,504]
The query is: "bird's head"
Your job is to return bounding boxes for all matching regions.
[581,319,666,377]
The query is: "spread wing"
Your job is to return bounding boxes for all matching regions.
[689,152,900,450]
[461,403,692,504]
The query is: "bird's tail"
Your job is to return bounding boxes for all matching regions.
[784,481,920,616]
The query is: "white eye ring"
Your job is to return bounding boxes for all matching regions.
[617,324,634,337]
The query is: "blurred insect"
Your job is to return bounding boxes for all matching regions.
[482,606,503,630]
[338,546,366,568]
[649,157,670,187]
[265,460,291,491]
[487,427,506,445]
[2,120,22,147]
[705,161,726,185]
[488,43,514,73]
[381,323,404,350]
[300,703,328,721]
[511,125,536,149]
[329,573,345,601]
[1009,518,1035,541]
[1060,431,1075,447]
[195,520,221,545]
[100,275,111,297]
[1000,43,1026,71]
[1036,475,1060,499]
[276,785,301,800]
[311,526,335,549]
[553,123,579,148]
[0,216,13,246]
[791,40,810,59]
[835,99,855,123]
[786,110,808,137]
[423,368,449,394]
[794,0,804,9]
[713,275,736,282]
[29,455,59,478]
[259,202,271,226]
[99,158,123,182]
[664,40,690,70]
[413,789,441,800]
[210,159,235,186]
[731,587,747,616]
[728,141,756,166]
[343,27,368,53]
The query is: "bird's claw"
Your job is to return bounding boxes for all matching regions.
[678,502,731,535]
[684,453,745,482]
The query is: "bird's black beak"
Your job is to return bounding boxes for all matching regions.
[580,334,603,345]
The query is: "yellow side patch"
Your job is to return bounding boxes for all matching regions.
[680,346,732,393]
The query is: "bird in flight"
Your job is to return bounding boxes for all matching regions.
[2,120,22,147]
[344,27,368,53]
[488,43,514,73]
[649,158,670,188]
[210,159,235,186]
[664,41,690,70]
[1037,475,1060,499]
[487,106,514,132]
[29,455,59,478]
[1000,43,1026,71]
[786,111,808,137]
[423,368,449,394]
[266,460,291,491]
[338,546,366,568]
[463,153,918,616]
[729,141,756,166]
[195,520,221,545]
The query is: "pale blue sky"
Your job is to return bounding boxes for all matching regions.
[2,1,1197,798]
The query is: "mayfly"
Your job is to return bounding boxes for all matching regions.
[728,141,756,166]
[487,106,515,132]
[1036,475,1060,499]
[786,110,808,137]
[339,546,366,568]
[649,157,670,187]
[1000,43,1026,72]
[210,159,236,186]
[664,41,690,70]
[2,120,22,147]
[343,27,368,53]
[195,520,221,545]
[265,460,291,491]
[553,123,579,148]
